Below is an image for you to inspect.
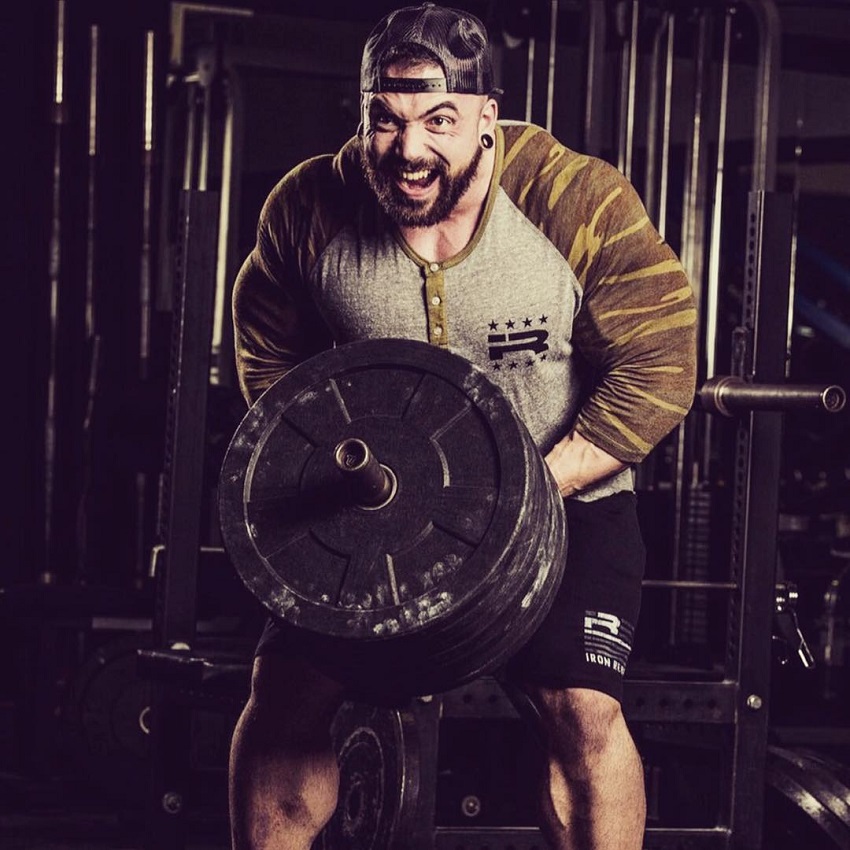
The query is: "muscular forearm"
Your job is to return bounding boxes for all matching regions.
[544,430,628,498]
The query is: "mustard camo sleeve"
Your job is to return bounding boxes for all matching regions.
[568,164,697,462]
[502,125,698,463]
[232,158,336,405]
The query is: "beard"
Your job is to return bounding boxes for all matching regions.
[361,144,483,228]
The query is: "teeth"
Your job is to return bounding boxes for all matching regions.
[401,169,431,181]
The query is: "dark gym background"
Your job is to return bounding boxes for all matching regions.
[3,1,850,848]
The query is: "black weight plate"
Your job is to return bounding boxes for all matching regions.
[768,747,850,829]
[300,459,567,698]
[313,701,419,850]
[61,638,151,806]
[220,339,538,640]
[766,746,850,849]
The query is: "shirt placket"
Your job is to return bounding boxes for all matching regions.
[424,261,448,347]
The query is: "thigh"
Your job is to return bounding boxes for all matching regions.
[503,491,645,701]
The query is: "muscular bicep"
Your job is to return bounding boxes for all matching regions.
[232,251,333,405]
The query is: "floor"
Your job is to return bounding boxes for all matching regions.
[1,774,230,850]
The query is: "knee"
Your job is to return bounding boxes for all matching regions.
[242,654,345,746]
[531,687,625,765]
[250,654,343,706]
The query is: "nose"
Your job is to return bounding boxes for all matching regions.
[394,122,429,162]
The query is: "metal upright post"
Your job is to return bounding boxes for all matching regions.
[724,192,792,850]
[146,40,224,847]
[146,187,220,850]
[724,5,785,846]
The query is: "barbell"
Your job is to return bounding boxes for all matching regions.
[218,339,567,699]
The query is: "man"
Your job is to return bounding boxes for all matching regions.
[228,4,697,849]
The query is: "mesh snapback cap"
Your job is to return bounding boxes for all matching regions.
[360,3,498,95]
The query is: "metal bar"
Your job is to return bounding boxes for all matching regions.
[198,85,211,191]
[657,13,675,240]
[582,0,605,156]
[410,698,441,850]
[156,189,220,647]
[434,826,731,849]
[545,0,558,133]
[169,2,253,68]
[668,429,686,645]
[644,13,669,222]
[622,681,737,724]
[742,0,781,192]
[140,30,155,378]
[210,76,234,384]
[705,8,733,383]
[643,828,731,849]
[787,116,804,365]
[699,7,735,484]
[146,192,220,850]
[441,678,738,724]
[699,377,845,416]
[524,37,535,124]
[624,0,639,180]
[616,4,631,175]
[642,580,737,591]
[44,0,67,582]
[679,9,711,299]
[76,23,102,584]
[85,24,99,340]
[669,8,714,650]
[182,83,197,191]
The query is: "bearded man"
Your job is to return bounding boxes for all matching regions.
[228,5,697,849]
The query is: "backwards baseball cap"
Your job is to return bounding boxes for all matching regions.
[360,3,499,96]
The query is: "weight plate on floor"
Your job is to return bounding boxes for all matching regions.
[313,701,419,850]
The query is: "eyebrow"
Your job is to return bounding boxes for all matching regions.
[370,99,461,122]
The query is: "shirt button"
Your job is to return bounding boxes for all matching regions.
[434,325,443,336]
[429,262,440,272]
[431,295,441,306]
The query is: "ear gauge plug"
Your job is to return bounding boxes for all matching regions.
[480,133,494,149]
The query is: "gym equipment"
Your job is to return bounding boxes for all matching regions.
[765,746,850,849]
[313,701,422,850]
[219,338,567,699]
[63,638,152,805]
[317,696,850,850]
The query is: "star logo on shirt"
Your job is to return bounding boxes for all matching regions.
[485,315,550,370]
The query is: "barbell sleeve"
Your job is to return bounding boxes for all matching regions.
[698,376,846,417]
[333,437,396,508]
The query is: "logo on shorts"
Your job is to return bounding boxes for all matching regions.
[583,611,634,676]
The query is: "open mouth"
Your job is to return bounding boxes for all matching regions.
[398,167,438,192]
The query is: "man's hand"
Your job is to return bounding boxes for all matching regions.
[544,431,628,498]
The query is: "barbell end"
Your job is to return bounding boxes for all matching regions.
[821,385,846,414]
[333,437,396,508]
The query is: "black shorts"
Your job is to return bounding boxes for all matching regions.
[255,491,644,703]
[503,491,645,701]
